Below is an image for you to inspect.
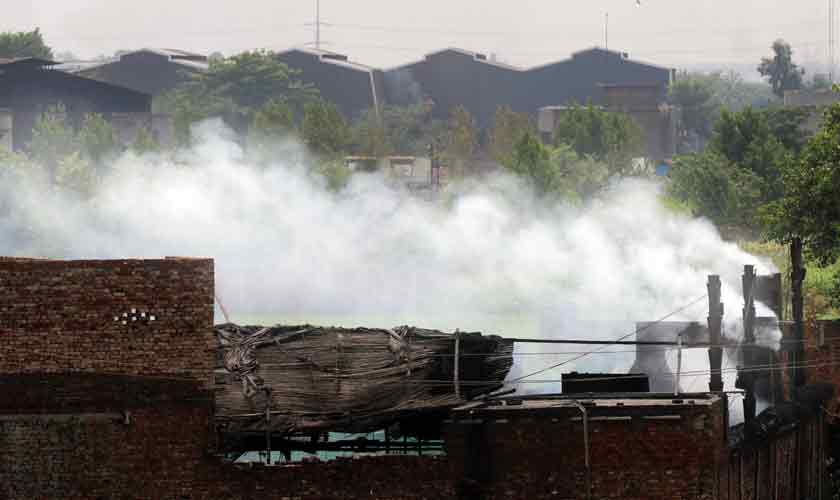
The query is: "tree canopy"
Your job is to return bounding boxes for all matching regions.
[551,104,643,175]
[0,28,53,60]
[764,102,840,265]
[164,50,318,144]
[503,131,610,201]
[758,39,805,98]
[301,100,351,156]
[667,104,806,228]
[487,106,536,166]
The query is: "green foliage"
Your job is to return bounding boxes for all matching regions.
[301,100,350,156]
[246,99,301,164]
[505,132,553,195]
[78,113,119,167]
[487,106,536,166]
[504,132,610,201]
[0,147,44,183]
[251,99,295,136]
[551,104,643,175]
[0,28,53,59]
[351,109,392,157]
[130,127,160,155]
[669,103,812,232]
[313,158,351,191]
[165,50,318,144]
[670,70,777,150]
[810,73,833,90]
[758,39,805,98]
[54,152,97,197]
[351,104,447,157]
[28,104,78,173]
[669,72,719,139]
[763,103,840,266]
[668,151,762,226]
[738,240,840,319]
[444,105,478,176]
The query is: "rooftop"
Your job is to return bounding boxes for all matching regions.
[454,393,722,415]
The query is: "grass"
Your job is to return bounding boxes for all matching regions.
[737,240,840,320]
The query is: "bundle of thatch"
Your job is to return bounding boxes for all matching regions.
[213,324,513,437]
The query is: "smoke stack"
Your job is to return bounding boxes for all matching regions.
[707,275,723,393]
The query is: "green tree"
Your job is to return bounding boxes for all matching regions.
[131,127,160,155]
[166,50,317,144]
[247,99,298,163]
[313,157,352,192]
[504,132,610,200]
[487,106,536,165]
[764,103,840,265]
[711,70,776,110]
[758,39,805,98]
[28,104,79,174]
[551,104,643,175]
[710,107,792,201]
[78,113,119,167]
[301,100,350,156]
[351,108,392,157]
[54,152,97,197]
[250,99,295,137]
[810,73,833,90]
[669,72,719,140]
[0,28,53,59]
[505,131,555,196]
[668,151,762,227]
[445,105,478,176]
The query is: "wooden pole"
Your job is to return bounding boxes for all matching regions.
[708,275,724,392]
[454,331,461,400]
[674,333,683,395]
[791,238,806,391]
[740,265,757,424]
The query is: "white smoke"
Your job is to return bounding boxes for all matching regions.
[0,120,779,407]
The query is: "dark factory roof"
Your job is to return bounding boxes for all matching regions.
[0,57,59,70]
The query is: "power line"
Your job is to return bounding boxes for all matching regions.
[400,359,840,387]
[507,294,709,384]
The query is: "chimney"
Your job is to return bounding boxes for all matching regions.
[707,275,723,393]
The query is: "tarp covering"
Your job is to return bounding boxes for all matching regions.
[214,324,514,438]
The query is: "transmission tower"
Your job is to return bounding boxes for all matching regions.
[831,0,836,82]
[306,0,330,50]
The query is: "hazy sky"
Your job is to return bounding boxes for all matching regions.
[3,0,834,76]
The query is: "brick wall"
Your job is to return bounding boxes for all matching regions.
[446,399,728,500]
[0,375,452,500]
[0,257,827,499]
[0,258,215,386]
[0,258,454,500]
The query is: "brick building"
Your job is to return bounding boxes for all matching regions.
[0,257,832,499]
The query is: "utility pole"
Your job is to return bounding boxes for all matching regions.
[831,0,836,82]
[791,238,806,392]
[316,0,321,50]
[737,265,757,425]
[707,275,724,393]
[604,12,609,50]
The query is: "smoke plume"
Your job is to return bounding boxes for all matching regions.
[0,120,778,404]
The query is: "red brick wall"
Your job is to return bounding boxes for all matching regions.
[0,258,454,500]
[803,320,840,407]
[446,401,729,500]
[0,258,215,386]
[0,376,453,500]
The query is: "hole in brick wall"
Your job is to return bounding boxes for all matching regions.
[113,309,158,327]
